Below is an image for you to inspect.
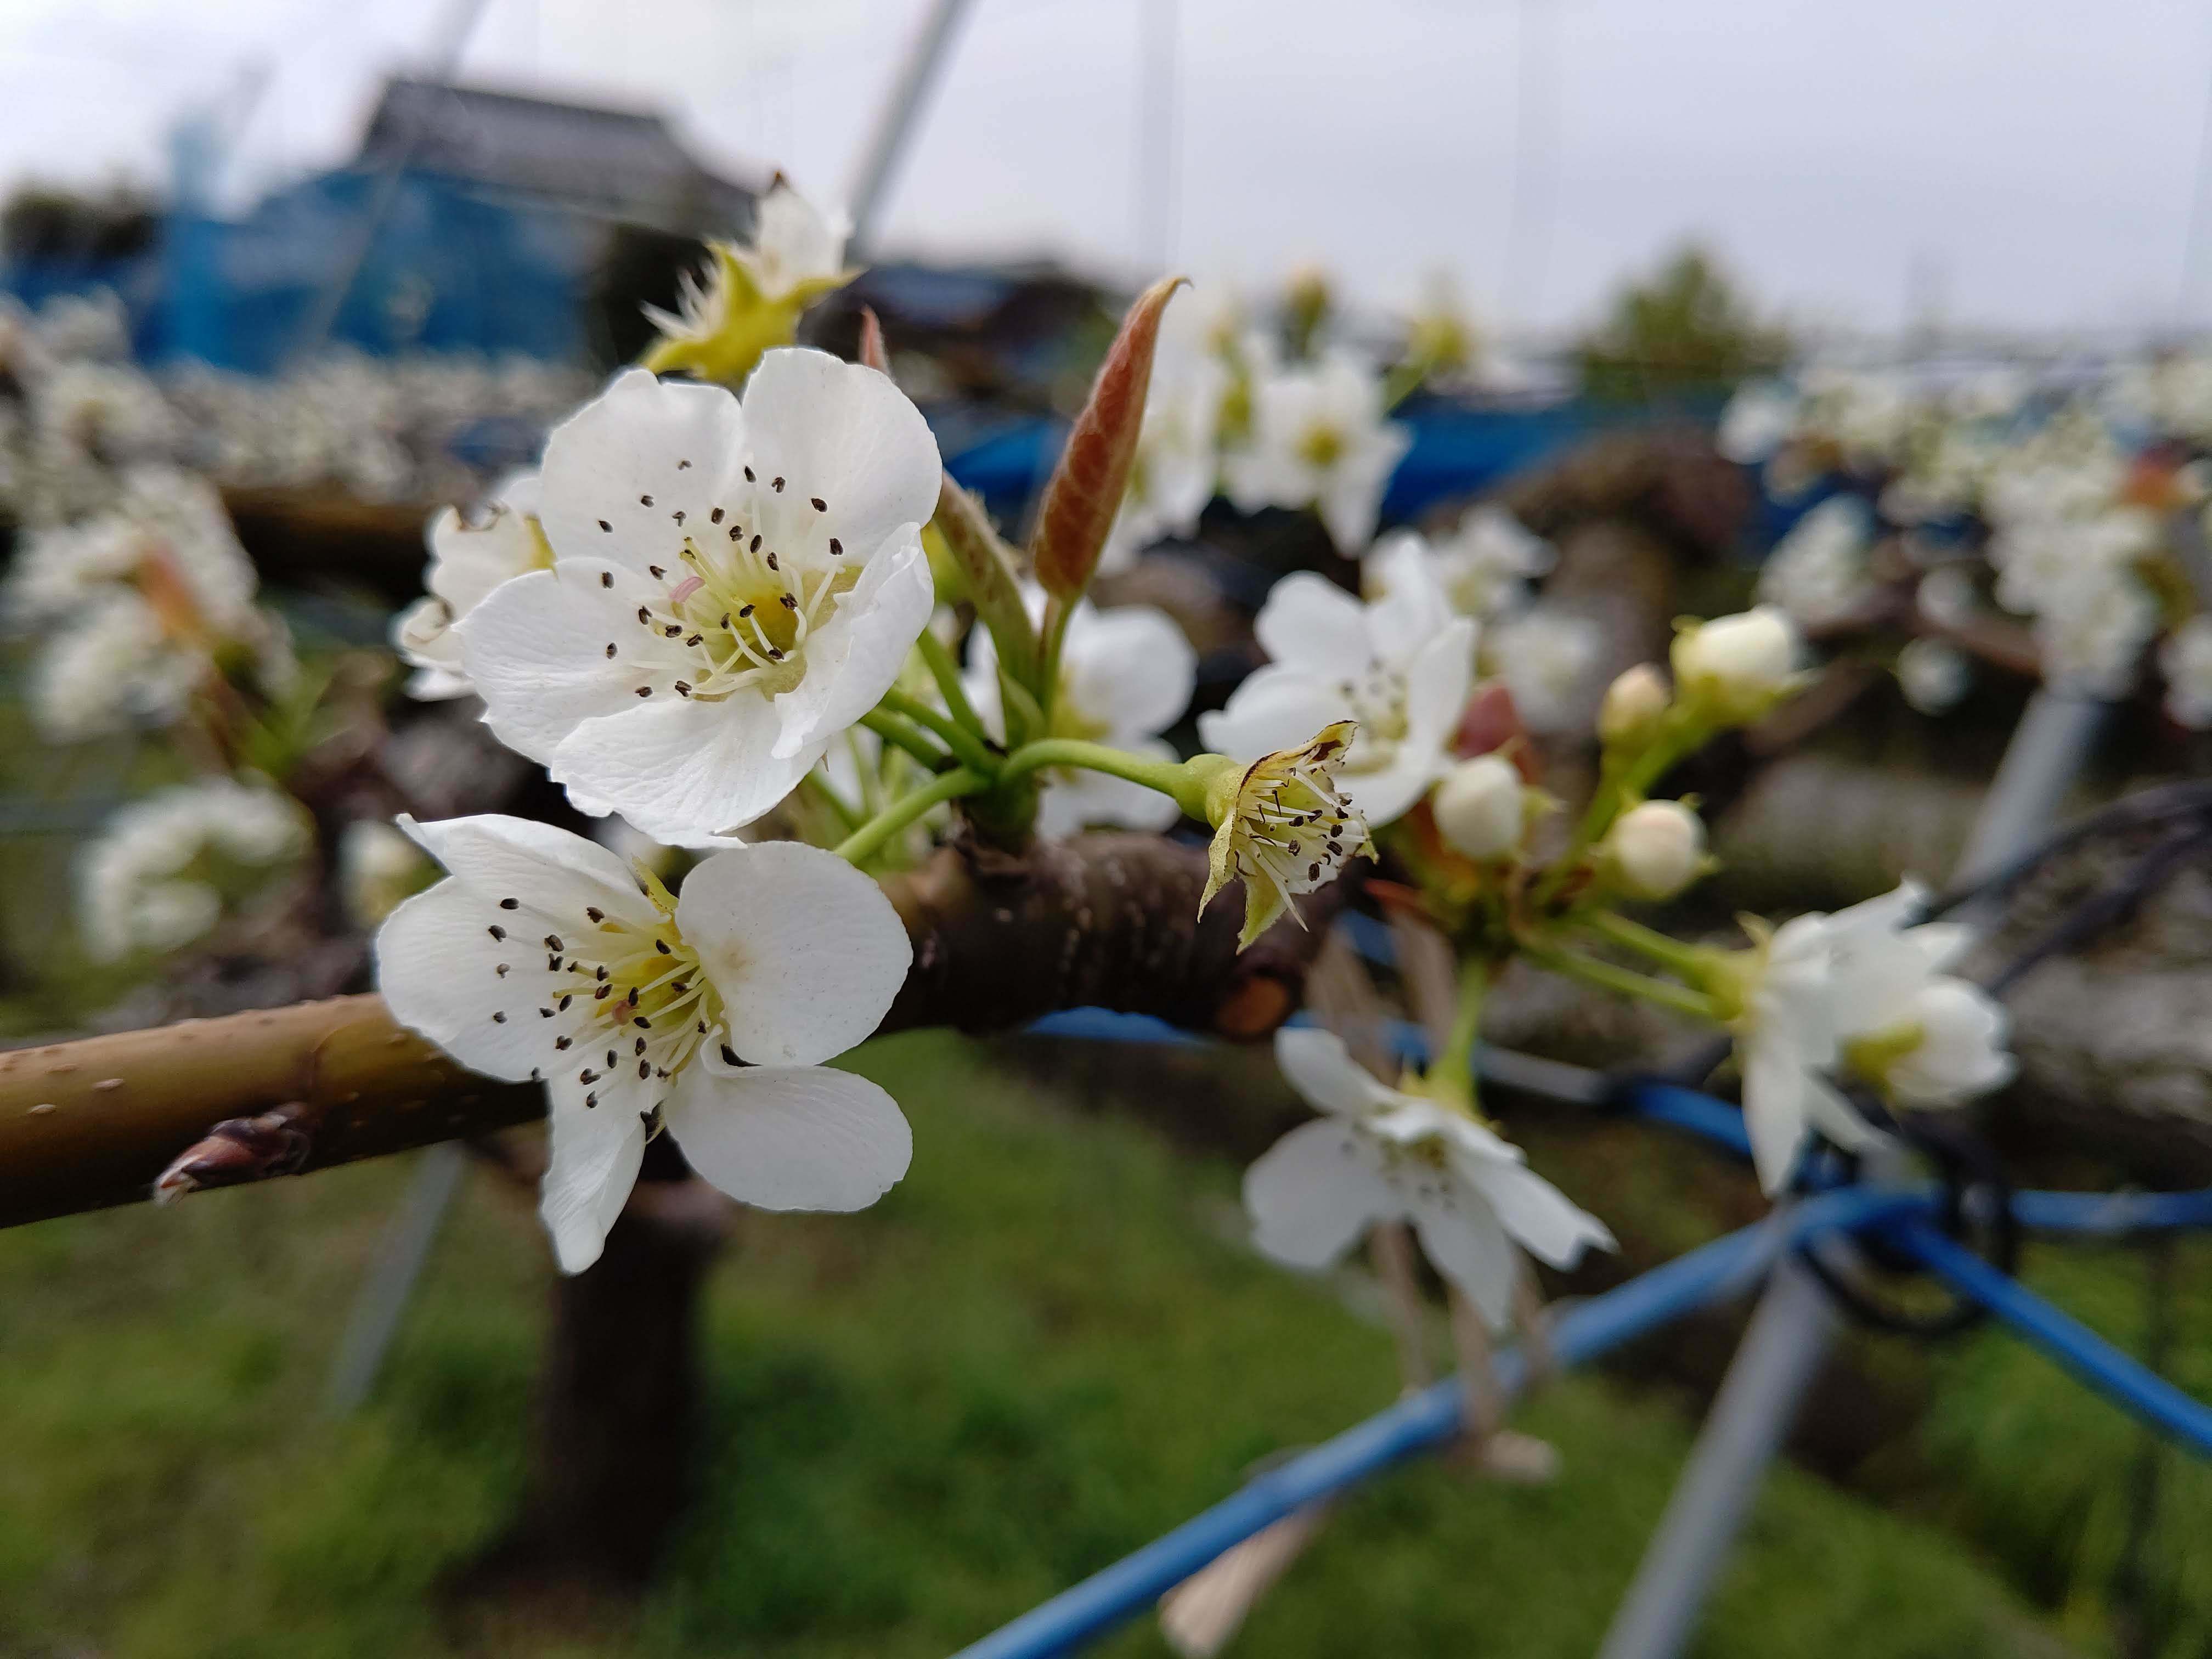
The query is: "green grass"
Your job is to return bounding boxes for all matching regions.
[0,1032,2073,1658]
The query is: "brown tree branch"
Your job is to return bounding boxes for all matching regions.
[0,833,1336,1229]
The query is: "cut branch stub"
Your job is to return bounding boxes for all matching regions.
[1031,274,1187,601]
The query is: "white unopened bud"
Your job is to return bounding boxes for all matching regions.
[1601,799,1705,900]
[1671,606,1798,723]
[1432,755,1525,859]
[1598,663,1671,745]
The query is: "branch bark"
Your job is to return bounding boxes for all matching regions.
[0,832,1334,1229]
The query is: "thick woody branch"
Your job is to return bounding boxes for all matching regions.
[0,833,1335,1229]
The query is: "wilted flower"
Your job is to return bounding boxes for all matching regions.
[1245,1026,1612,1327]
[1201,540,1474,827]
[377,815,913,1273]
[459,353,941,842]
[642,182,855,386]
[1198,720,1372,949]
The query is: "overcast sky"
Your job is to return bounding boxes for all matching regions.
[4,0,2211,335]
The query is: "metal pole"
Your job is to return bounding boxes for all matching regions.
[844,0,978,259]
[322,1142,469,1417]
[1595,686,2107,1659]
[1595,1256,1837,1659]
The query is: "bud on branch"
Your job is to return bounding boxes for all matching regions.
[1031,275,1187,602]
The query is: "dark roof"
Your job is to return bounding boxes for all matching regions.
[357,78,758,236]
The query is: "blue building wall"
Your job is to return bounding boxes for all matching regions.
[3,168,593,371]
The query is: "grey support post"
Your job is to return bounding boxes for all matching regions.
[1595,687,2107,1659]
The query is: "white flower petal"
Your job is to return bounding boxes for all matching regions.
[458,562,682,764]
[1273,1025,1400,1118]
[675,839,911,1066]
[1253,574,1373,679]
[538,1087,647,1273]
[396,812,658,928]
[1460,1155,1616,1268]
[666,1063,911,1211]
[1197,665,1353,761]
[768,534,934,762]
[1740,1030,1812,1195]
[537,369,747,569]
[736,349,942,568]
[1062,605,1196,738]
[549,690,805,842]
[375,882,558,1082]
[1407,1187,1519,1328]
[1243,1118,1396,1269]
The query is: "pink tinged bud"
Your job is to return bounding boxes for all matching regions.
[1598,663,1671,744]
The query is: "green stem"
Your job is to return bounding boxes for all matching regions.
[1581,910,1709,978]
[880,685,999,777]
[1434,966,1488,1106]
[998,667,1047,751]
[1525,947,1718,1022]
[834,768,984,865]
[996,738,1201,815]
[859,707,950,773]
[914,630,989,743]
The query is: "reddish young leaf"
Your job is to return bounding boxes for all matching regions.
[856,306,891,375]
[1031,274,1187,599]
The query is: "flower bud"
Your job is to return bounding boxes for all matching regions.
[1432,755,1525,860]
[1670,606,1799,724]
[1598,663,1671,746]
[1600,800,1705,900]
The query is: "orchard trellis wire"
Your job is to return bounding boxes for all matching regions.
[939,701,2212,1659]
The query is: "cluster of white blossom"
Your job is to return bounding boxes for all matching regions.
[4,465,295,741]
[359,188,2018,1308]
[0,290,589,527]
[1720,355,2212,724]
[77,778,309,961]
[1102,281,1411,568]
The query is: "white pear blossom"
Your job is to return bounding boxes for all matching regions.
[396,471,550,699]
[7,466,257,632]
[1716,380,1800,464]
[1722,882,2013,1194]
[1757,496,1876,627]
[1200,539,1474,827]
[2032,566,2160,699]
[1827,883,2012,1109]
[1487,606,1603,733]
[1985,505,2159,619]
[966,594,1197,836]
[78,780,310,961]
[1245,1026,1613,1328]
[1222,348,1410,553]
[458,352,942,843]
[1722,909,1867,1195]
[376,814,914,1273]
[1897,637,1971,714]
[1413,507,1554,621]
[2161,615,2212,727]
